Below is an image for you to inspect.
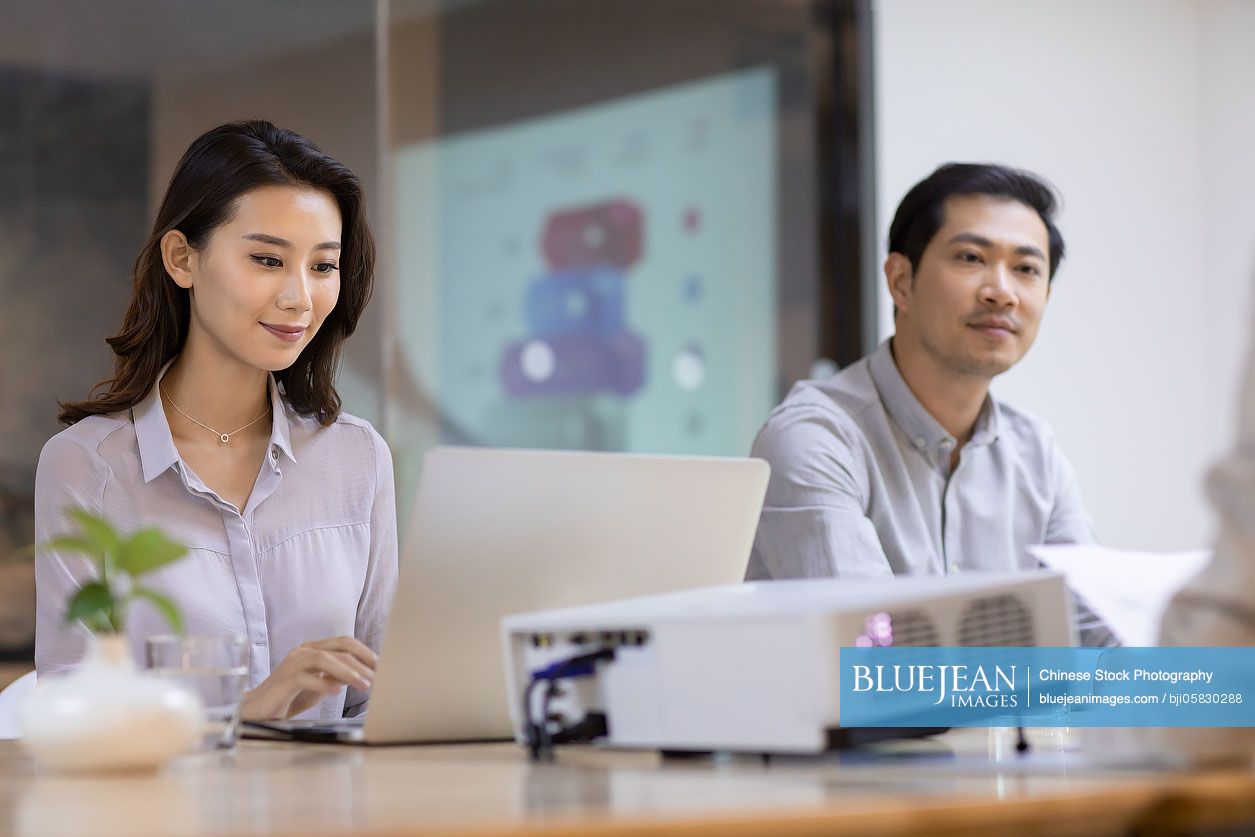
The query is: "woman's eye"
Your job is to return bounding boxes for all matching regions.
[312,262,340,274]
[252,255,282,268]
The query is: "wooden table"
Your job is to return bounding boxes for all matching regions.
[2,729,1254,836]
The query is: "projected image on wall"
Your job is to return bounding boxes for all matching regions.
[391,66,777,457]
[500,199,646,401]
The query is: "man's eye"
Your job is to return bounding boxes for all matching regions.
[252,255,282,268]
[957,251,982,263]
[1017,264,1042,276]
[312,262,340,274]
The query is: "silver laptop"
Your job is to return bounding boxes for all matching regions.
[247,446,768,744]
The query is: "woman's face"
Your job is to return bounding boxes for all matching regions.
[173,184,342,372]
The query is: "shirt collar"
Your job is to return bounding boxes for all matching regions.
[970,395,1001,446]
[266,376,297,466]
[133,360,297,484]
[133,361,181,484]
[867,338,1001,455]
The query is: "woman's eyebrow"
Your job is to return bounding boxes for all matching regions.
[243,232,291,247]
[242,233,341,250]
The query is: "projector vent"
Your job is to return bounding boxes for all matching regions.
[958,593,1035,646]
[885,610,941,646]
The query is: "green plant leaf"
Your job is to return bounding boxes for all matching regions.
[41,536,103,561]
[131,587,184,635]
[116,529,188,576]
[66,508,121,559]
[65,581,114,629]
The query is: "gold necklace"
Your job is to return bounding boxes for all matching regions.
[159,383,270,445]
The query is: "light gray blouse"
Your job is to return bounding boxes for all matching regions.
[33,372,398,720]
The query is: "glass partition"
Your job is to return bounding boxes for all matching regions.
[0,0,872,643]
[382,0,872,522]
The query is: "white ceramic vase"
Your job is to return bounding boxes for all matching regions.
[18,633,202,772]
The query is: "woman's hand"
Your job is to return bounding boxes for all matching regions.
[240,636,378,721]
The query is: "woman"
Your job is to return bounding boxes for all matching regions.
[34,120,396,722]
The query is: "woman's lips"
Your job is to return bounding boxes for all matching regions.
[261,323,306,342]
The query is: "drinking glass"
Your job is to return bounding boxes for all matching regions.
[146,635,248,750]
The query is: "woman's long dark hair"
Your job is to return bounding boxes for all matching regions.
[58,119,375,427]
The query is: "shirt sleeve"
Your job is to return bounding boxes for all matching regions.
[343,426,400,717]
[1043,442,1095,545]
[33,433,109,677]
[746,405,893,580]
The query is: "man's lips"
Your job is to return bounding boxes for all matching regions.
[261,323,307,342]
[968,318,1018,337]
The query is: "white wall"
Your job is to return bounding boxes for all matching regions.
[873,0,1255,551]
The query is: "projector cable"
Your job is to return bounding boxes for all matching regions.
[523,647,615,761]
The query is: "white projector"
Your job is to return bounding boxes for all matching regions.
[501,571,1074,755]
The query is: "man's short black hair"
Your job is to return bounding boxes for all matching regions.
[887,163,1066,279]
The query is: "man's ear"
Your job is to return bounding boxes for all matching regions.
[885,252,914,315]
[161,230,196,290]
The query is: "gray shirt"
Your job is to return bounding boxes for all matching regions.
[748,339,1104,640]
[34,370,398,720]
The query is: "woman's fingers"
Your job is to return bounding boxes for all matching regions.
[243,637,380,720]
[307,636,379,670]
[294,670,341,696]
[305,649,373,690]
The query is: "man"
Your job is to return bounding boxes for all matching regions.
[747,163,1110,644]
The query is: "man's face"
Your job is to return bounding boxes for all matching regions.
[888,194,1052,379]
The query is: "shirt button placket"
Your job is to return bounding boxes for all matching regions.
[943,452,964,576]
[225,513,269,685]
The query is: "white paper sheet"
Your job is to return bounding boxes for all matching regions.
[1029,544,1212,646]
